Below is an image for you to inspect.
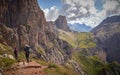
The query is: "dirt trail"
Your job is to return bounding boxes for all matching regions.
[4,61,47,75]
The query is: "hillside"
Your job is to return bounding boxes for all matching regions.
[58,30,120,75]
[92,15,120,63]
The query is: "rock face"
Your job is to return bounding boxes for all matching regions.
[91,15,120,63]
[0,0,73,64]
[0,0,47,48]
[47,21,58,36]
[55,15,70,31]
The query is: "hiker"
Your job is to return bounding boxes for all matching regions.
[14,47,18,60]
[24,44,31,63]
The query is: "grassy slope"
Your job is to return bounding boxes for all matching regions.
[73,50,104,75]
[35,59,78,75]
[58,30,96,49]
[0,43,15,70]
[58,30,120,75]
[58,30,103,75]
[58,29,76,48]
[44,63,77,75]
[76,32,96,48]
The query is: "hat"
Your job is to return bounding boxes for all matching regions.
[25,44,30,47]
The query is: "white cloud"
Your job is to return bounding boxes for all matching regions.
[103,0,120,16]
[42,0,120,28]
[42,6,60,21]
[104,0,119,10]
[61,0,120,28]
[80,7,88,14]
[67,13,75,18]
[61,0,100,27]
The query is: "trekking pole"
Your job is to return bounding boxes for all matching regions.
[0,68,4,75]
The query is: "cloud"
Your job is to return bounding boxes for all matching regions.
[42,0,120,28]
[103,0,120,16]
[42,6,60,21]
[60,0,100,27]
[60,0,120,27]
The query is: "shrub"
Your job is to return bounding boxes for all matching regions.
[48,63,58,68]
[0,57,15,70]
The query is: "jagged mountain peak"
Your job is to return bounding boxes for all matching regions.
[55,15,70,31]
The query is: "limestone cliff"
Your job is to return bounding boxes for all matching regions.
[0,0,73,64]
[0,0,47,48]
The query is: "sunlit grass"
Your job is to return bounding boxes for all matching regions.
[58,30,96,49]
[58,30,76,48]
[44,63,77,75]
[73,50,105,75]
[76,32,96,48]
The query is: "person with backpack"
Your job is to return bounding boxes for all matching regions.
[24,44,31,63]
[14,47,18,60]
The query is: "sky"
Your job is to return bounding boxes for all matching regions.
[38,0,120,28]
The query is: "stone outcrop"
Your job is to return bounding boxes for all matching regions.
[91,15,120,63]
[55,15,70,31]
[0,0,73,64]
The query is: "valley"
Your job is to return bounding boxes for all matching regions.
[0,0,120,75]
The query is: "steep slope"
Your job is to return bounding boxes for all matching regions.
[0,0,73,65]
[92,15,120,63]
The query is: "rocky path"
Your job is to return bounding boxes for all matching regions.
[4,61,47,75]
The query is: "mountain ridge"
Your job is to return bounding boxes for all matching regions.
[55,15,70,31]
[92,15,120,63]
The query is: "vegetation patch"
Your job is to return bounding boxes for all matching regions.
[58,31,96,49]
[73,50,105,75]
[48,63,58,68]
[44,63,77,75]
[0,43,13,55]
[58,30,76,48]
[76,32,96,48]
[0,57,15,70]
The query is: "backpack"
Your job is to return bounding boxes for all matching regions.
[24,47,30,53]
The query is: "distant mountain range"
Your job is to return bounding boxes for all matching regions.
[68,23,92,32]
